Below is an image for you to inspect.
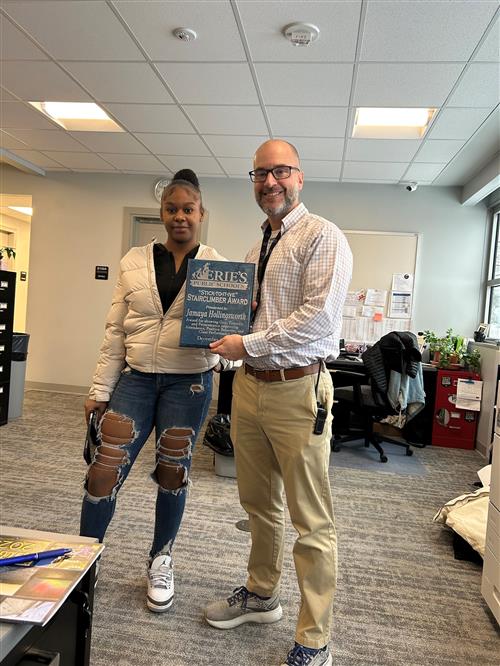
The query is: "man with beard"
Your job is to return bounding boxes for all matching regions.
[205,140,353,666]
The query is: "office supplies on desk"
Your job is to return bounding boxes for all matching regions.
[0,548,72,567]
[0,530,103,625]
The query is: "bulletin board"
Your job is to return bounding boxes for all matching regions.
[342,230,420,343]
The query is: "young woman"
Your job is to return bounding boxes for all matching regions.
[80,169,225,612]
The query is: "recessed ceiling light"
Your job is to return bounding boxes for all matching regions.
[8,206,33,216]
[352,108,436,139]
[28,102,124,132]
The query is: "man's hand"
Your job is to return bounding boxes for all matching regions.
[84,398,108,423]
[209,334,246,361]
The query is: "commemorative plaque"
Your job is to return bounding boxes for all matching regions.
[180,259,255,348]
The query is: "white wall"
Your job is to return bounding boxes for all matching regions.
[0,165,488,388]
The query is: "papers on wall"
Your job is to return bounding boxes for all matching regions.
[341,273,414,341]
[456,379,483,411]
[361,305,384,318]
[364,289,387,308]
[389,292,413,318]
[392,273,414,292]
[341,316,410,343]
[343,289,366,319]
[388,273,414,319]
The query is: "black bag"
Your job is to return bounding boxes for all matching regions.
[203,414,233,457]
[83,411,99,464]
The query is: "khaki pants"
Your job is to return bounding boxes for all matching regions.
[231,366,337,648]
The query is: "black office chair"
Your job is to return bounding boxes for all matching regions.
[331,332,424,463]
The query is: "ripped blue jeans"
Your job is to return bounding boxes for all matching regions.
[80,367,212,559]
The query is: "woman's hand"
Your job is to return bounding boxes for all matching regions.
[84,399,108,424]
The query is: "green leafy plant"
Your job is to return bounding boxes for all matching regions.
[423,330,439,351]
[462,348,481,373]
[424,329,470,367]
[0,246,16,260]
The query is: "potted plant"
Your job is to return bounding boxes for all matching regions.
[462,348,481,373]
[0,246,16,270]
[423,330,439,360]
[424,328,468,368]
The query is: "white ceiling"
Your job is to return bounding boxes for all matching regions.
[0,0,499,187]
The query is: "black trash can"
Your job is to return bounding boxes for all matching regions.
[9,332,30,420]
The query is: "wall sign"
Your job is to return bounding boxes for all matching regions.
[95,266,109,280]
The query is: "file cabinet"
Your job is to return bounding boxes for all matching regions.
[432,369,480,449]
[0,270,16,425]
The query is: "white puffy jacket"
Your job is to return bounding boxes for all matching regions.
[89,242,227,402]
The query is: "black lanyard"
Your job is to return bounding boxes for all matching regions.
[252,224,281,323]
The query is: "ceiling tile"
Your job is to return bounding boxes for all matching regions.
[447,63,500,108]
[354,63,464,107]
[434,107,499,185]
[415,140,465,163]
[268,107,348,138]
[2,0,144,61]
[404,163,447,181]
[157,64,258,105]
[474,16,500,62]
[217,157,253,176]
[343,162,408,180]
[97,154,165,171]
[183,106,268,135]
[300,160,341,180]
[342,178,400,184]
[282,137,345,161]
[256,64,353,106]
[427,107,493,140]
[1,101,59,130]
[42,151,117,170]
[115,0,245,61]
[203,135,267,159]
[361,0,498,61]
[239,1,361,62]
[135,133,210,156]
[0,130,30,150]
[1,62,91,102]
[6,149,65,168]
[1,16,49,60]
[346,139,420,162]
[3,129,89,152]
[70,132,148,154]
[103,104,193,134]
[158,155,224,175]
[63,62,173,104]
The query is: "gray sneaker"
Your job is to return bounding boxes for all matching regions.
[281,643,332,666]
[205,585,282,629]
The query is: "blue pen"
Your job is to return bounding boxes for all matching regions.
[0,548,72,566]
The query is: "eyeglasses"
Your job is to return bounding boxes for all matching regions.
[249,165,301,183]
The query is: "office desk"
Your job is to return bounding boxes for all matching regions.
[217,361,437,447]
[327,358,437,446]
[0,527,98,666]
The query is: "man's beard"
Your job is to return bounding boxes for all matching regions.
[257,184,299,218]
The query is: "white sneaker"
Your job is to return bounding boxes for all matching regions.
[146,554,174,612]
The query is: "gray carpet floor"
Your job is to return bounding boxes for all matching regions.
[0,390,498,666]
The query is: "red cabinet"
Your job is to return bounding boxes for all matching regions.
[432,369,480,449]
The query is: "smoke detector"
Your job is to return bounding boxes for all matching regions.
[173,27,197,42]
[283,23,320,47]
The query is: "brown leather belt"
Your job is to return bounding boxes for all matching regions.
[244,362,320,383]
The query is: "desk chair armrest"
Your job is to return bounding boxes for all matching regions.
[331,369,368,388]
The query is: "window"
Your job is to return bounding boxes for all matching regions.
[485,209,500,336]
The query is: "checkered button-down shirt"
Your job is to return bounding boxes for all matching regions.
[243,203,353,370]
